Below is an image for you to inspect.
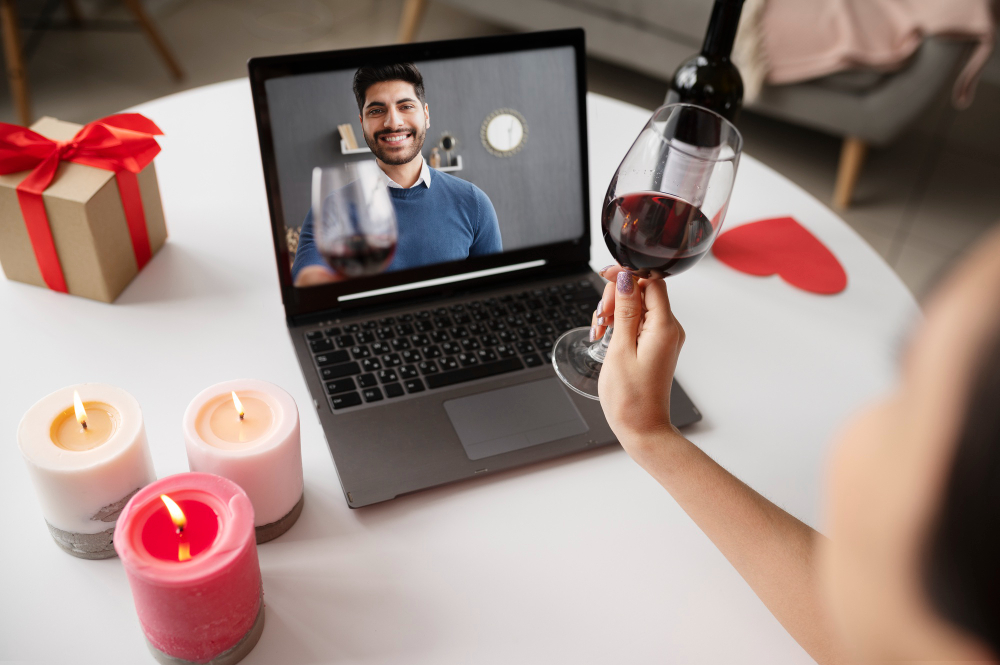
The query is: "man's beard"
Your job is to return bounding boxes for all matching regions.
[364,124,427,166]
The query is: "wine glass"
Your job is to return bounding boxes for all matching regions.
[552,103,743,399]
[312,161,397,278]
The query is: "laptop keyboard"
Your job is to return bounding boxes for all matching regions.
[304,278,601,411]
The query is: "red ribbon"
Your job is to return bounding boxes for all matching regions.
[0,114,163,293]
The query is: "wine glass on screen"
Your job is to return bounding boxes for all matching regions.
[312,161,397,278]
[552,103,743,399]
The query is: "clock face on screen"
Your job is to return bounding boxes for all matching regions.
[481,109,527,157]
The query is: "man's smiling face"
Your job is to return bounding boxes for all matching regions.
[360,80,429,166]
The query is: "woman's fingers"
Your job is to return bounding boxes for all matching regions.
[641,278,670,322]
[596,274,683,437]
[592,266,661,341]
[591,264,626,340]
[608,271,641,356]
[598,264,623,280]
[639,279,685,354]
[592,279,617,341]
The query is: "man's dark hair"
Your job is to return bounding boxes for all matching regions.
[352,63,425,113]
[924,317,1000,656]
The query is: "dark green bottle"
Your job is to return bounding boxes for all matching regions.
[665,0,745,123]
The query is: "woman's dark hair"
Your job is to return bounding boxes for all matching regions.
[924,319,1000,654]
[352,63,425,113]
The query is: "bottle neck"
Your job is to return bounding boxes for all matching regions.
[701,0,743,60]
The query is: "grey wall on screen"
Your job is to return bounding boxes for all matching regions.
[264,47,584,252]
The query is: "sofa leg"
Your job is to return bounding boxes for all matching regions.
[397,0,428,43]
[833,137,867,209]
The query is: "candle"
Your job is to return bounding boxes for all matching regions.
[206,391,272,444]
[115,472,264,665]
[51,390,119,451]
[17,383,155,559]
[147,494,218,562]
[183,379,302,543]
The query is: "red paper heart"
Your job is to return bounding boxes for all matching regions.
[712,217,847,294]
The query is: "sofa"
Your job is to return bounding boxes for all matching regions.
[398,0,969,208]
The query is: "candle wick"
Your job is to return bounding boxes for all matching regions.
[81,420,88,430]
[239,413,245,421]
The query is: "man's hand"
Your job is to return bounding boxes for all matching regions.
[294,265,340,287]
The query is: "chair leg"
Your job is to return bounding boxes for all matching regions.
[0,0,31,125]
[397,0,428,43]
[120,0,184,81]
[833,137,867,209]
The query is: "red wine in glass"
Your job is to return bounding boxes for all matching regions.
[312,162,398,280]
[602,191,715,276]
[321,234,396,278]
[552,103,742,401]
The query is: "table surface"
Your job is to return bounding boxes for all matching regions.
[0,79,918,665]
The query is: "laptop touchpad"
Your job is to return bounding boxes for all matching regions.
[444,378,590,461]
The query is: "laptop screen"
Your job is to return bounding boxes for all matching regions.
[250,31,591,319]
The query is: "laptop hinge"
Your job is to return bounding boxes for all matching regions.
[288,261,593,328]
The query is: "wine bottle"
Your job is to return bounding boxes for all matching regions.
[665,0,745,123]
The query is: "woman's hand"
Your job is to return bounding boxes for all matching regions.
[592,270,846,665]
[594,266,686,463]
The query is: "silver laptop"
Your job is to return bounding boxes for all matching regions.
[249,30,701,508]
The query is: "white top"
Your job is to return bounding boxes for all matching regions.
[0,79,919,664]
[380,154,432,189]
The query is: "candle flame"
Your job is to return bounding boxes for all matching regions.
[73,390,88,429]
[178,542,191,562]
[231,391,245,420]
[160,494,187,532]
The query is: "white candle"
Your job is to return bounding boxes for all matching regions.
[17,383,156,559]
[183,379,303,543]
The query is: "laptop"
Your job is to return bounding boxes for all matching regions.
[248,29,701,508]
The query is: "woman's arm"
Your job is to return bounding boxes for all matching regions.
[596,269,848,665]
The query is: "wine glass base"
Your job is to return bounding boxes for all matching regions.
[551,327,603,401]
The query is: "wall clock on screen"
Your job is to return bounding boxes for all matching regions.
[481,108,527,157]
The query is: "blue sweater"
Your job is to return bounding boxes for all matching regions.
[292,168,502,281]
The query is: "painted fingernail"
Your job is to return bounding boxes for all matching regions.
[617,270,634,294]
[589,326,596,342]
[595,299,603,316]
[600,265,614,275]
[597,316,605,325]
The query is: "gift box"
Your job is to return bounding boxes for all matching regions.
[0,114,167,302]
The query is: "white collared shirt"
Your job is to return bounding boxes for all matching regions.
[380,155,432,190]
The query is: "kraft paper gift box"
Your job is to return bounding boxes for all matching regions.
[0,115,167,303]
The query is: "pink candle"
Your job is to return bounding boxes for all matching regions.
[114,473,264,665]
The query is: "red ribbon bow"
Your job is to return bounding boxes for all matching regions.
[0,113,163,293]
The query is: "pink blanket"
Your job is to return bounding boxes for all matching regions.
[759,0,995,107]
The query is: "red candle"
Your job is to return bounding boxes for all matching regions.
[115,473,264,665]
[141,495,219,561]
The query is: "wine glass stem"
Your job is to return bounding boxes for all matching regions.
[587,325,613,363]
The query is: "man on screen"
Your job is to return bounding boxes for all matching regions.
[292,63,502,286]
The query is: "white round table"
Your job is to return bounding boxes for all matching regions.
[0,79,918,664]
